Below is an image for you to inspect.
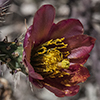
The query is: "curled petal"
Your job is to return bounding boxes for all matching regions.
[67,35,95,59]
[48,19,84,39]
[69,54,90,64]
[68,45,94,59]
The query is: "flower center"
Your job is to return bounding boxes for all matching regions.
[30,38,70,78]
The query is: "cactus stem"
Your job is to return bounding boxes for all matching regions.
[0,38,28,76]
[6,46,11,50]
[6,58,11,63]
[12,52,19,58]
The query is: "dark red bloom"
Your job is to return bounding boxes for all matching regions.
[23,5,95,97]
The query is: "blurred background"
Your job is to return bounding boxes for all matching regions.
[0,0,100,100]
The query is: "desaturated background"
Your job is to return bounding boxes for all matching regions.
[0,0,100,100]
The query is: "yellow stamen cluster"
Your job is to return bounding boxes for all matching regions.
[31,38,70,78]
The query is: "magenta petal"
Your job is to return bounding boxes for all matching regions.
[70,54,90,64]
[67,35,95,59]
[31,5,55,45]
[24,42,32,63]
[25,59,43,80]
[23,25,33,48]
[23,25,34,62]
[48,19,83,39]
[68,44,94,59]
[44,83,65,97]
[44,83,80,97]
[64,85,80,96]
[69,64,90,83]
[29,76,43,88]
[65,35,95,51]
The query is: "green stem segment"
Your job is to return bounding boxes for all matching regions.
[0,40,28,75]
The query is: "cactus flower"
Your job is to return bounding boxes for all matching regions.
[23,5,95,97]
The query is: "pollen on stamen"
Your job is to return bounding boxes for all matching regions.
[31,37,71,78]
